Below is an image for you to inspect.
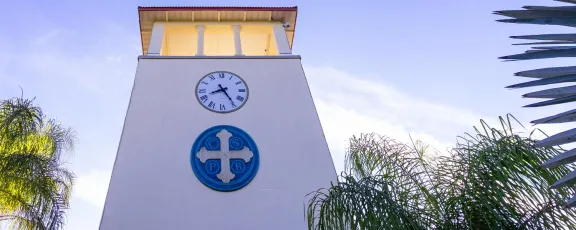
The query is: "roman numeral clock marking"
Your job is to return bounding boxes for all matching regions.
[195,71,249,113]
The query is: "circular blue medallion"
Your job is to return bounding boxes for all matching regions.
[191,125,259,192]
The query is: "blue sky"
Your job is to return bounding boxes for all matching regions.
[2,0,576,229]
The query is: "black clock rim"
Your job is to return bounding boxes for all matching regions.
[194,71,249,114]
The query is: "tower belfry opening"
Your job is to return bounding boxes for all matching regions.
[138,6,297,56]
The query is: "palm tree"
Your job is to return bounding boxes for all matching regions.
[0,95,75,230]
[496,0,576,207]
[306,115,576,229]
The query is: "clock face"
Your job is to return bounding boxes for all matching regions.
[195,71,249,113]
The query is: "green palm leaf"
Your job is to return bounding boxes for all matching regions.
[0,95,75,230]
[306,115,576,229]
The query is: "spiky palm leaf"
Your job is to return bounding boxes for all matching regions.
[306,134,439,230]
[306,115,576,229]
[496,0,576,208]
[0,95,75,230]
[436,116,576,229]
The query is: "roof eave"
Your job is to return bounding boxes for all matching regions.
[137,6,298,55]
[137,6,298,12]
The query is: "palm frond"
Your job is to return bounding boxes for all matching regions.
[438,115,576,229]
[307,115,576,229]
[497,0,576,208]
[0,95,75,230]
[308,133,442,230]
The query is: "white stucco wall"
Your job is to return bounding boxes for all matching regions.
[99,56,338,230]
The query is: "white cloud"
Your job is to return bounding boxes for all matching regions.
[73,170,111,208]
[106,55,122,62]
[0,36,14,87]
[0,54,12,86]
[305,66,491,127]
[304,66,576,175]
[0,25,140,97]
[31,29,61,46]
[305,66,494,173]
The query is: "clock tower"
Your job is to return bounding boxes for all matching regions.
[99,6,338,230]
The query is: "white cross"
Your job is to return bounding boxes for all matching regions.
[196,129,254,183]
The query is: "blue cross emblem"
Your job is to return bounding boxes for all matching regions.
[190,125,259,192]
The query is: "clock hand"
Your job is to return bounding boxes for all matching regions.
[218,84,236,107]
[209,87,228,94]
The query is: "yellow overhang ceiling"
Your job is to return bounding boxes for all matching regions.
[138,6,298,55]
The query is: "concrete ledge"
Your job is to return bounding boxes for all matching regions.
[138,55,302,60]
